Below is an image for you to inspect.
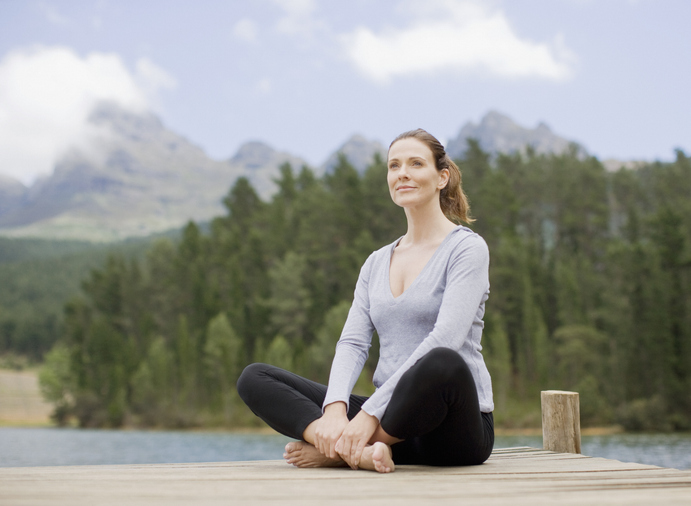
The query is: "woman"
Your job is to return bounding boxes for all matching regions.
[237,129,493,473]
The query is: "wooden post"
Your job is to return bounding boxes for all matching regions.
[541,390,581,454]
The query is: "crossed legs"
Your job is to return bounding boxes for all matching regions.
[236,348,493,471]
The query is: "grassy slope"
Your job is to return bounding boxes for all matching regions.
[0,368,52,426]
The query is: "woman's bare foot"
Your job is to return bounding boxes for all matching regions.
[283,441,347,468]
[359,442,395,473]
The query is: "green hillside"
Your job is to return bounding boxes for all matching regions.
[0,232,180,361]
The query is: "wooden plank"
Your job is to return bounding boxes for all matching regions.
[1,448,690,506]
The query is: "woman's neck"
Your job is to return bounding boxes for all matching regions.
[402,204,457,246]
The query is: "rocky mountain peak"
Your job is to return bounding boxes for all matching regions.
[88,101,165,142]
[0,175,27,216]
[0,174,26,194]
[321,134,386,174]
[228,141,307,199]
[0,104,244,241]
[230,141,278,169]
[481,110,516,129]
[446,111,587,159]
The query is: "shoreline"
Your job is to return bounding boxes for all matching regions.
[0,368,674,438]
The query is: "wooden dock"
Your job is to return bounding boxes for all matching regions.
[2,447,691,505]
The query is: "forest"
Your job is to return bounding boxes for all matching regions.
[0,234,174,363]
[21,141,691,431]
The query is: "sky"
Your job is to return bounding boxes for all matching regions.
[0,0,689,185]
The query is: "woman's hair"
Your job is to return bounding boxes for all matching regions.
[389,129,474,224]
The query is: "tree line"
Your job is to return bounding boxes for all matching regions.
[0,235,169,363]
[39,143,691,431]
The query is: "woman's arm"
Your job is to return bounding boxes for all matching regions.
[313,254,376,459]
[321,254,375,411]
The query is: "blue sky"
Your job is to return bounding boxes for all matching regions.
[0,0,689,184]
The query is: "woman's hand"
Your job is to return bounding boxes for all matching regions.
[313,402,349,459]
[335,410,379,469]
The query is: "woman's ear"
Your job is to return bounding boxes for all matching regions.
[438,168,450,189]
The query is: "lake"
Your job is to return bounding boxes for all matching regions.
[1,428,690,470]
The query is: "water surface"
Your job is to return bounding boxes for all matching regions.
[2,428,690,470]
[0,428,291,467]
[494,433,691,471]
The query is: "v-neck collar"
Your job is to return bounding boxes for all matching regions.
[386,226,461,302]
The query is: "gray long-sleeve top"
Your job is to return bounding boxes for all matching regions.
[322,225,494,420]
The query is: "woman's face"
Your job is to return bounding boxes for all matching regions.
[387,137,449,211]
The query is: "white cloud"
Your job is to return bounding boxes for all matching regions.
[0,46,176,184]
[135,58,178,102]
[342,0,575,84]
[233,18,258,43]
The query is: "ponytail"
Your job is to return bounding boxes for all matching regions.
[440,155,474,224]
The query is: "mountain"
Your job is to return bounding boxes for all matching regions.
[446,111,587,159]
[0,175,27,217]
[321,134,386,174]
[0,103,237,241]
[229,141,306,196]
[0,103,304,242]
[0,107,592,242]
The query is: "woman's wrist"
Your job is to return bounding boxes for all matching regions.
[354,409,378,425]
[323,401,347,416]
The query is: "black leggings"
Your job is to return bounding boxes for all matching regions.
[237,347,494,466]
